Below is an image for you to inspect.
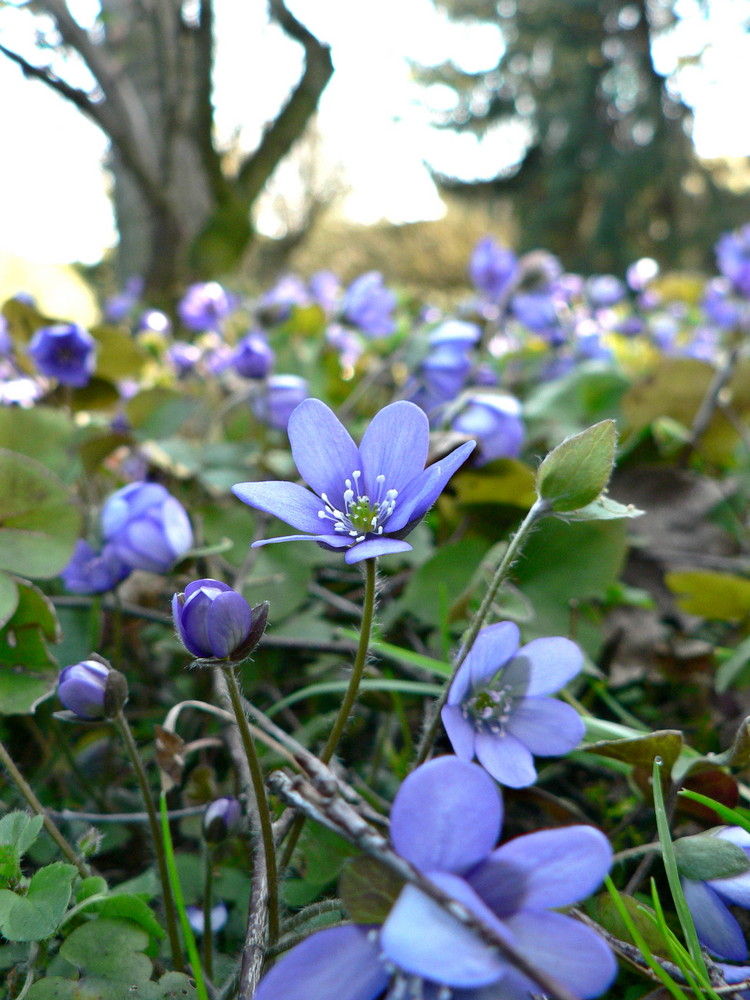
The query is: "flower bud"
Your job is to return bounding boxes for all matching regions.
[231,331,275,379]
[185,901,229,936]
[172,580,266,662]
[101,481,193,574]
[203,796,243,843]
[57,658,128,720]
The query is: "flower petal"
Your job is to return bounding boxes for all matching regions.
[252,925,388,1000]
[461,622,521,693]
[474,732,536,788]
[441,704,476,760]
[251,533,352,549]
[505,697,585,756]
[206,591,253,659]
[470,825,612,913]
[344,538,413,563]
[390,756,502,874]
[287,398,361,504]
[358,401,429,496]
[500,910,616,999]
[380,873,509,988]
[682,878,748,961]
[517,636,584,695]
[232,481,329,533]
[386,441,476,531]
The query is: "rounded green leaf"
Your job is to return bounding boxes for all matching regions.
[536,419,617,512]
[674,833,750,882]
[0,449,81,578]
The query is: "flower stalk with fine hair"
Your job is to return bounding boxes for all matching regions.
[232,397,475,564]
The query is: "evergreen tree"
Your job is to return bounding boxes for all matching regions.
[419,0,750,273]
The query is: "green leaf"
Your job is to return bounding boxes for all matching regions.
[665,570,750,622]
[536,420,617,512]
[390,537,487,629]
[584,730,683,777]
[0,450,81,578]
[59,916,153,980]
[90,324,147,381]
[0,572,19,630]
[0,407,77,481]
[453,459,537,508]
[339,856,405,924]
[0,812,44,855]
[82,892,166,940]
[27,972,198,1000]
[0,862,77,941]
[674,833,750,881]
[0,580,61,715]
[560,496,644,521]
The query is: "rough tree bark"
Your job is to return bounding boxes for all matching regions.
[0,0,333,300]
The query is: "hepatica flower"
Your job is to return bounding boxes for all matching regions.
[681,826,750,961]
[252,756,615,1000]
[233,398,475,564]
[442,622,585,788]
[172,578,267,662]
[27,323,96,387]
[102,482,193,574]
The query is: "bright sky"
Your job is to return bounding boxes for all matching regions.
[0,0,749,266]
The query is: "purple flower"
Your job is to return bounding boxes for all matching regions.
[233,398,475,565]
[451,392,524,465]
[257,274,309,324]
[58,659,112,720]
[178,281,235,332]
[101,482,193,574]
[469,237,518,300]
[252,374,309,431]
[231,331,275,379]
[702,277,745,329]
[341,272,397,338]
[626,257,659,292]
[203,796,243,842]
[585,274,626,308]
[27,323,96,387]
[252,756,615,1000]
[172,578,264,661]
[309,269,341,313]
[167,341,202,376]
[716,224,750,298]
[61,540,131,594]
[441,622,585,788]
[104,275,144,322]
[682,827,750,961]
[420,320,480,402]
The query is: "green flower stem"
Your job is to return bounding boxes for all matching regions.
[223,666,280,945]
[413,499,548,768]
[280,557,378,871]
[0,738,91,879]
[202,843,215,980]
[321,557,377,764]
[113,712,183,971]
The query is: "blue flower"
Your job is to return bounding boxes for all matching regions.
[172,578,265,661]
[252,756,615,1000]
[451,392,524,466]
[252,374,309,430]
[27,323,96,387]
[58,659,124,720]
[469,237,518,301]
[716,224,750,298]
[61,539,131,594]
[441,622,585,788]
[101,482,193,574]
[682,826,750,961]
[231,331,275,379]
[341,272,397,338]
[178,281,235,332]
[203,796,243,842]
[233,398,475,564]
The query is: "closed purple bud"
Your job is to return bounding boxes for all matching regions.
[101,482,193,574]
[203,796,243,842]
[172,579,258,661]
[232,331,275,379]
[253,374,308,431]
[27,323,96,387]
[58,659,128,720]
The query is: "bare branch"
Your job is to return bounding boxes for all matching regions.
[234,0,334,207]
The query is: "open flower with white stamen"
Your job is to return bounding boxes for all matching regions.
[232,398,475,565]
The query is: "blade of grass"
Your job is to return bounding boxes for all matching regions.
[647,878,721,1000]
[652,756,708,973]
[679,789,750,834]
[604,873,692,1000]
[159,792,209,1000]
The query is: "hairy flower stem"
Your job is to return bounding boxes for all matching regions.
[280,558,378,871]
[0,738,91,879]
[321,557,377,764]
[202,843,215,980]
[114,712,183,971]
[413,499,548,768]
[223,666,280,945]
